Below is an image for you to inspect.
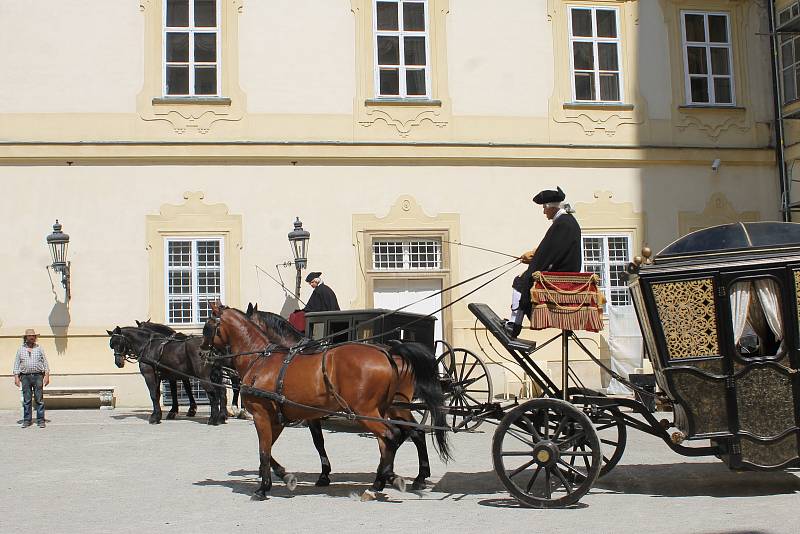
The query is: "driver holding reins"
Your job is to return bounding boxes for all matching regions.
[504,186,582,338]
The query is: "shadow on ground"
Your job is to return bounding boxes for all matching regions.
[110,410,219,425]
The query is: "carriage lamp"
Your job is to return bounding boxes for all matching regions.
[287,217,310,299]
[46,219,71,300]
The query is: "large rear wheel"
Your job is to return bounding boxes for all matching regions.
[492,398,601,508]
[437,348,493,431]
[566,388,626,477]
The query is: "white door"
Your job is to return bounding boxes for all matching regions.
[373,278,443,350]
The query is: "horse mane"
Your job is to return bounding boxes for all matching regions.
[253,310,304,343]
[137,320,188,340]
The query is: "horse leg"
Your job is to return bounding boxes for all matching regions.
[307,419,332,486]
[210,367,227,424]
[142,369,162,424]
[391,408,431,490]
[250,405,286,500]
[184,380,198,417]
[166,379,179,420]
[269,456,298,492]
[358,417,406,497]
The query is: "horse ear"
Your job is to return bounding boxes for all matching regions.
[106,330,113,336]
[246,302,253,315]
[253,303,258,312]
[135,320,141,327]
[114,326,122,333]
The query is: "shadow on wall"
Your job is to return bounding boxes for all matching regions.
[49,300,70,355]
[279,295,301,318]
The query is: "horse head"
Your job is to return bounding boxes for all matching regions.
[107,326,129,368]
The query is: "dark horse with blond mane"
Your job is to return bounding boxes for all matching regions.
[245,302,435,490]
[200,302,450,500]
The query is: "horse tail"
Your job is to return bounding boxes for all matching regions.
[388,342,451,462]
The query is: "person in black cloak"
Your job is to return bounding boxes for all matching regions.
[504,186,582,338]
[302,271,341,313]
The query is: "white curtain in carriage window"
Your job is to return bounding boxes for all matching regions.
[728,279,783,346]
[729,281,751,344]
[754,278,783,342]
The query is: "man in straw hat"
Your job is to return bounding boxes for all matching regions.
[12,328,50,428]
[302,271,340,313]
[503,186,582,338]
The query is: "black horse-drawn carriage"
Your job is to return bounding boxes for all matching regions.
[304,222,800,508]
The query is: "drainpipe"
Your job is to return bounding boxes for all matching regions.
[768,0,791,221]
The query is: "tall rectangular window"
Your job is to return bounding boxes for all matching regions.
[568,6,623,102]
[164,0,220,96]
[166,238,224,324]
[780,32,800,104]
[372,239,441,270]
[582,235,631,308]
[681,11,734,105]
[373,0,430,98]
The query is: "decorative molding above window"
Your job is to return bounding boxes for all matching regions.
[677,191,760,236]
[547,0,648,136]
[137,0,246,134]
[351,0,451,137]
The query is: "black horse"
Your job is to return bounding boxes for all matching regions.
[107,325,227,425]
[136,320,242,416]
[244,303,435,490]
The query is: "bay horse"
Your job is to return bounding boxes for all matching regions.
[245,303,434,490]
[200,303,450,501]
[107,325,227,425]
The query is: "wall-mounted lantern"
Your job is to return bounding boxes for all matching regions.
[46,220,70,299]
[287,217,310,299]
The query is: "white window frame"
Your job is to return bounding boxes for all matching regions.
[372,238,442,271]
[372,0,432,99]
[164,237,225,325]
[567,5,624,103]
[680,11,735,106]
[779,30,800,104]
[582,233,632,309]
[162,0,222,97]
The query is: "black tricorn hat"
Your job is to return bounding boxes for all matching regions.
[532,186,566,205]
[305,271,322,283]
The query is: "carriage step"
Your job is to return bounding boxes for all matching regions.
[508,338,537,354]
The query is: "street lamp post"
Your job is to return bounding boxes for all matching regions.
[287,217,310,299]
[46,219,71,300]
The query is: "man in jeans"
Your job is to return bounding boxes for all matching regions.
[12,328,50,428]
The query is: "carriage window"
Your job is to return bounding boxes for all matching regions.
[568,6,623,102]
[372,239,441,270]
[164,0,221,96]
[729,278,784,358]
[681,11,734,105]
[165,238,224,324]
[373,0,430,98]
[582,234,631,309]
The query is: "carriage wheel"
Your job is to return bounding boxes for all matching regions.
[492,398,601,508]
[566,388,627,477]
[437,348,493,431]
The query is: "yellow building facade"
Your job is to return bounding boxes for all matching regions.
[0,0,780,408]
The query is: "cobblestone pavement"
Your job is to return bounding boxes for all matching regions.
[2,408,799,534]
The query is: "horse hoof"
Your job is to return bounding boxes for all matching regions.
[315,476,331,487]
[411,479,427,491]
[283,474,298,492]
[251,491,268,501]
[360,490,377,502]
[391,476,407,493]
[165,412,177,420]
[186,409,197,418]
[149,418,161,425]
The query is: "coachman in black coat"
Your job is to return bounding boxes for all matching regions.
[302,271,340,313]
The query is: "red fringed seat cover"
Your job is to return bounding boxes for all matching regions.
[529,271,605,332]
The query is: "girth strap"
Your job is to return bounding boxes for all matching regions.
[321,347,356,420]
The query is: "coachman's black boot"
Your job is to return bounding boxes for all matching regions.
[503,320,522,338]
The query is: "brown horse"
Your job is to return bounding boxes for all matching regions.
[200,302,450,501]
[244,303,434,490]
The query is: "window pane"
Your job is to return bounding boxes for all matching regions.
[708,15,728,43]
[780,8,791,25]
[194,33,217,62]
[404,36,426,65]
[379,68,400,95]
[166,32,190,62]
[166,66,190,95]
[377,35,400,65]
[195,66,217,95]
[197,240,221,266]
[406,69,426,95]
[169,271,192,294]
[168,241,192,266]
[782,42,794,68]
[166,0,189,27]
[169,300,192,323]
[710,47,729,75]
[596,9,617,38]
[403,2,425,31]
[376,1,398,31]
[573,41,594,70]
[583,237,602,262]
[607,237,629,261]
[690,76,709,103]
[599,73,620,101]
[784,68,796,102]
[571,8,592,37]
[794,38,800,62]
[575,73,594,100]
[795,69,800,102]
[198,271,221,294]
[195,0,216,27]
[598,42,618,70]
[687,46,708,74]
[684,14,705,42]
[713,77,732,104]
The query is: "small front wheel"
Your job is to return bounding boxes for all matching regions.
[492,398,601,508]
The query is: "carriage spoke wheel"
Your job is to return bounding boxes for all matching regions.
[566,388,627,477]
[492,398,601,508]
[436,348,493,431]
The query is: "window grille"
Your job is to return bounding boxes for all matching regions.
[568,6,623,102]
[681,11,734,105]
[373,0,430,98]
[582,235,631,308]
[372,239,441,270]
[166,238,224,324]
[164,0,221,96]
[161,378,209,405]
